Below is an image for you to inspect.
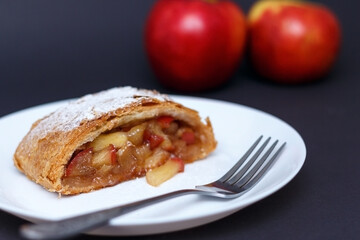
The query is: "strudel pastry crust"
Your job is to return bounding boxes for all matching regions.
[13,87,216,195]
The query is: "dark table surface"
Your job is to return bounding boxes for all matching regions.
[1,0,359,239]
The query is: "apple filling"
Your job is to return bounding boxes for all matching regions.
[62,116,201,190]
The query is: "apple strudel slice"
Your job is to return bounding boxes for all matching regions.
[13,87,216,195]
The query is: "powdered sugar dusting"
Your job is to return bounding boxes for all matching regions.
[28,86,171,140]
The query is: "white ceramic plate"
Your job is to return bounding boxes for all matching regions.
[0,96,306,236]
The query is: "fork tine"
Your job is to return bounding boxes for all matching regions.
[218,135,263,183]
[226,137,271,185]
[241,141,286,190]
[233,140,278,188]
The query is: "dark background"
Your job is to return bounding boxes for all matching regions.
[1,0,359,239]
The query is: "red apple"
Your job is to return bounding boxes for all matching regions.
[145,0,247,91]
[248,0,341,83]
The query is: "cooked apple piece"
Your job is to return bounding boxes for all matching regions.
[146,157,184,186]
[181,130,195,145]
[163,121,179,135]
[143,129,164,150]
[127,123,147,145]
[134,144,152,161]
[65,148,95,177]
[90,132,128,151]
[157,116,174,128]
[160,136,174,151]
[116,142,138,175]
[98,165,113,174]
[92,144,117,168]
[144,148,170,169]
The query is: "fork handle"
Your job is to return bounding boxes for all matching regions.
[20,189,198,240]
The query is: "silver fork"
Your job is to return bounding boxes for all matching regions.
[20,135,286,240]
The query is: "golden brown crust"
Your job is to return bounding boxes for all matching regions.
[13,86,217,195]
